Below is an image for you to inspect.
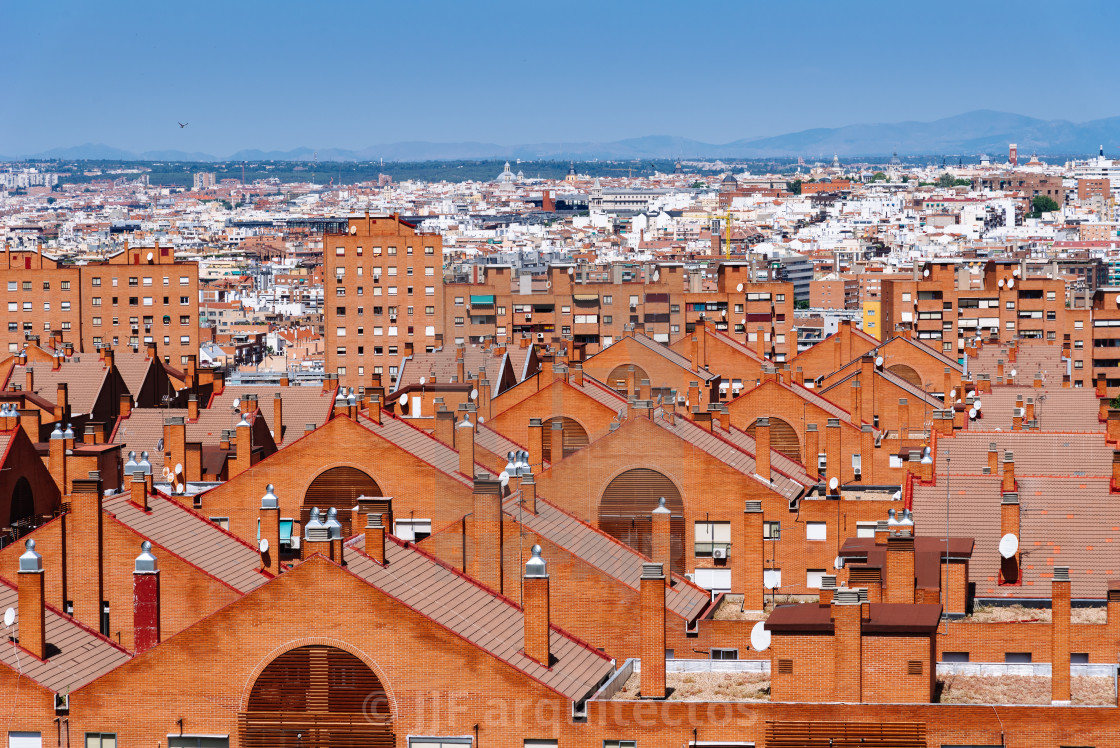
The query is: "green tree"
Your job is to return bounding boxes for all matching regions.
[46,197,56,205]
[1030,195,1059,217]
[787,179,802,195]
[936,172,955,188]
[871,171,887,182]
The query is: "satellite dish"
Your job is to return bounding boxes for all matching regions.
[1010,369,1017,378]
[419,377,426,386]
[750,621,771,651]
[653,270,660,282]
[259,538,269,553]
[1007,278,1015,289]
[1115,295,1120,308]
[498,471,510,487]
[3,607,14,628]
[833,555,845,570]
[232,397,241,410]
[969,408,977,419]
[350,225,357,235]
[470,388,478,401]
[891,489,902,501]
[398,393,408,407]
[875,356,884,367]
[923,269,930,277]
[998,278,1004,287]
[176,482,185,494]
[828,477,839,491]
[974,399,982,410]
[568,267,574,275]
[146,252,154,262]
[736,283,744,292]
[999,533,1019,559]
[950,389,957,399]
[968,390,976,398]
[174,463,183,475]
[478,416,485,424]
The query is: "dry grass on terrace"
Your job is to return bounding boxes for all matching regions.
[614,672,770,702]
[937,675,1113,705]
[966,605,1107,624]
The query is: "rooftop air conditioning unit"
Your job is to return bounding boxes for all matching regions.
[712,547,727,560]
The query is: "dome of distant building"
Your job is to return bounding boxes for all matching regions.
[721,173,738,185]
[496,161,516,184]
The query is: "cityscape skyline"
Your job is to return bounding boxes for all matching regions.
[4,0,1120,155]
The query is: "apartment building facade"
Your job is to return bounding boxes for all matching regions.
[324,214,444,388]
[2,244,200,365]
[441,261,799,363]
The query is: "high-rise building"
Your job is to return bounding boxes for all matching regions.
[324,214,444,388]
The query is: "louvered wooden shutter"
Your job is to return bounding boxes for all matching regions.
[765,720,926,748]
[541,417,590,459]
[746,417,802,463]
[598,468,684,574]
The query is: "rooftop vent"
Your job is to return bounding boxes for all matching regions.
[525,545,548,578]
[744,500,763,513]
[1053,567,1070,582]
[134,540,158,573]
[641,562,664,579]
[832,588,861,605]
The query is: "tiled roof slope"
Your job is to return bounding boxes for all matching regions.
[501,494,710,622]
[976,387,1104,431]
[936,431,1112,476]
[0,578,132,691]
[344,538,614,702]
[105,493,268,593]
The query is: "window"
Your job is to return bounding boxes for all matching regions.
[806,522,827,541]
[901,293,911,302]
[409,740,471,748]
[603,295,613,304]
[1071,653,1089,664]
[425,246,435,255]
[209,517,230,531]
[22,281,31,291]
[85,734,117,748]
[143,277,153,286]
[8,733,43,748]
[763,521,781,540]
[93,316,101,326]
[91,277,101,286]
[395,519,432,542]
[336,246,345,255]
[42,281,50,291]
[942,651,969,662]
[694,521,731,557]
[1047,291,1056,301]
[1005,652,1032,663]
[61,301,70,311]
[163,276,170,286]
[710,648,738,660]
[693,567,732,592]
[180,315,190,325]
[128,276,138,286]
[425,286,435,296]
[180,276,190,286]
[524,742,558,748]
[180,336,190,345]
[5,302,13,312]
[856,522,876,538]
[604,741,637,748]
[5,281,13,291]
[425,305,435,315]
[806,569,826,588]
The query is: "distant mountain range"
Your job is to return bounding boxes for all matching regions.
[13,110,1120,162]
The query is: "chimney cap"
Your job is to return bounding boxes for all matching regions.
[641,562,664,580]
[325,507,342,539]
[237,415,251,428]
[1053,566,1070,581]
[135,540,158,573]
[652,497,671,515]
[18,539,42,572]
[63,423,74,439]
[261,484,279,510]
[51,422,63,439]
[525,545,548,578]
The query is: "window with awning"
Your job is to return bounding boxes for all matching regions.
[469,294,494,306]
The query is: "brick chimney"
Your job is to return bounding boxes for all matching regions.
[18,539,46,660]
[366,512,386,565]
[859,425,874,481]
[301,507,328,560]
[640,562,667,699]
[1002,451,1016,492]
[68,476,104,631]
[434,407,455,446]
[272,391,282,438]
[885,532,915,603]
[130,474,148,512]
[233,414,252,476]
[521,472,537,514]
[1051,567,1071,704]
[819,574,837,605]
[478,378,492,420]
[805,424,820,480]
[260,484,280,574]
[549,420,564,465]
[119,393,132,419]
[186,394,199,421]
[523,545,551,667]
[987,442,999,475]
[133,541,160,654]
[528,418,544,471]
[831,588,863,702]
[688,380,700,409]
[825,418,841,493]
[457,414,475,478]
[570,363,584,387]
[55,382,67,420]
[164,416,186,478]
[850,380,862,426]
[468,478,503,593]
[368,393,381,424]
[48,423,66,497]
[743,500,764,612]
[24,366,34,394]
[325,508,344,563]
[755,417,771,481]
[1101,398,1111,423]
[651,497,671,571]
[1025,397,1035,422]
[1113,451,1120,492]
[1000,492,1020,583]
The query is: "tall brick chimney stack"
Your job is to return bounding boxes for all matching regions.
[528,418,544,472]
[825,418,841,494]
[48,423,66,495]
[743,501,764,612]
[987,442,999,474]
[1002,451,1016,492]
[885,531,916,603]
[521,472,537,514]
[18,539,46,660]
[640,562,667,699]
[755,417,772,481]
[366,512,386,565]
[806,424,820,480]
[549,419,564,466]
[523,545,551,667]
[468,478,503,593]
[457,414,475,478]
[133,541,161,654]
[260,484,281,574]
[651,497,672,571]
[233,414,252,476]
[273,392,283,441]
[68,476,104,631]
[831,587,863,703]
[1051,567,1071,704]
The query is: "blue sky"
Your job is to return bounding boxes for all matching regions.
[3,0,1117,155]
